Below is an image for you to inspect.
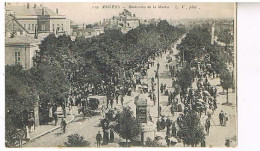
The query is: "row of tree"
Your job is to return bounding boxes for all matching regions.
[176,24,235,103]
[6,20,185,146]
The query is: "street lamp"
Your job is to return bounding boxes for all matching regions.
[157,63,160,118]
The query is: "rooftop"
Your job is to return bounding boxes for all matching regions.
[73,28,95,33]
[5,35,45,45]
[6,3,63,16]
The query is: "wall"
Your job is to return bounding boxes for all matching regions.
[50,18,68,33]
[5,43,39,70]
[16,19,38,33]
[126,19,140,29]
[16,16,69,34]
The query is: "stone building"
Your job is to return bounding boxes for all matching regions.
[5,2,70,36]
[5,36,40,70]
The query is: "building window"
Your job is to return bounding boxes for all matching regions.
[32,24,34,31]
[28,24,31,31]
[42,24,45,31]
[61,24,64,31]
[15,52,21,64]
[24,24,26,29]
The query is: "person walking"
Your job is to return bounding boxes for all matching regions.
[96,131,102,147]
[110,129,114,143]
[165,135,170,147]
[164,84,167,92]
[103,130,109,145]
[219,110,224,126]
[110,99,114,109]
[160,83,164,93]
[205,118,211,135]
[201,139,206,147]
[153,94,156,106]
[223,113,228,126]
[60,118,67,133]
[120,95,124,106]
[53,112,58,126]
[171,122,177,137]
[156,119,160,131]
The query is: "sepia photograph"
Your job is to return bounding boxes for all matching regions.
[4,2,236,148]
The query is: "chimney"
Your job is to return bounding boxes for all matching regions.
[27,3,29,9]
[56,8,58,14]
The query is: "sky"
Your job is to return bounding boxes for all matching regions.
[13,2,235,25]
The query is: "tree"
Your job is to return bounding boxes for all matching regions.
[178,111,205,147]
[5,65,37,147]
[176,65,193,95]
[64,134,90,147]
[216,29,234,67]
[217,29,233,48]
[177,26,211,64]
[145,137,163,147]
[220,69,234,104]
[114,107,140,147]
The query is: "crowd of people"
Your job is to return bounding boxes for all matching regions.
[146,46,231,147]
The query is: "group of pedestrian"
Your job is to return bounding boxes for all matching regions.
[96,117,115,147]
[219,110,228,126]
[160,83,167,94]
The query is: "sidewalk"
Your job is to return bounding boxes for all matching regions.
[23,106,77,145]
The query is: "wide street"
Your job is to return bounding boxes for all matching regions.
[24,34,237,148]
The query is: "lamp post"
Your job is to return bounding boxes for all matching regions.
[157,63,160,118]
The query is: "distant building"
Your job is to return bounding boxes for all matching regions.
[5,3,70,36]
[71,28,96,38]
[93,26,105,36]
[176,23,185,29]
[118,9,140,33]
[5,36,40,70]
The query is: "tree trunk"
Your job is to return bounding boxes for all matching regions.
[226,88,229,103]
[126,138,128,147]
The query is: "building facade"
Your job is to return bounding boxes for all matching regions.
[5,3,70,36]
[5,2,71,70]
[5,36,40,70]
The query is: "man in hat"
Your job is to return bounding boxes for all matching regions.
[219,110,224,126]
[96,131,102,147]
[205,118,211,135]
[60,118,67,133]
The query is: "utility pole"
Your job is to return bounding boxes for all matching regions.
[157,63,160,118]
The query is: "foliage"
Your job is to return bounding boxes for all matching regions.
[220,69,234,103]
[5,20,185,145]
[177,24,234,76]
[64,134,91,147]
[145,137,163,147]
[220,69,233,90]
[178,111,205,147]
[217,29,233,46]
[114,107,140,144]
[177,25,211,64]
[5,65,36,146]
[176,65,193,93]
